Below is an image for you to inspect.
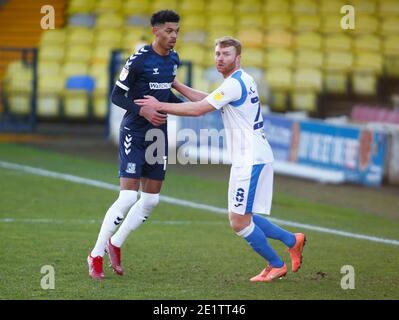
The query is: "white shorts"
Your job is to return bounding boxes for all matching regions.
[228,163,273,215]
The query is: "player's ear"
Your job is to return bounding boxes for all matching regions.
[236,54,241,67]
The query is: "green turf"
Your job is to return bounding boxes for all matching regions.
[0,143,398,299]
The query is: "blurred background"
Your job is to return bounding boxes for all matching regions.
[0,0,399,187]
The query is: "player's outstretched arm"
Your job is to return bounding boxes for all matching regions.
[172,79,208,102]
[135,95,215,117]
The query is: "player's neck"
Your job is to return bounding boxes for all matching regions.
[152,41,169,56]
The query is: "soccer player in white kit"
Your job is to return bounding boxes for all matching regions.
[135,36,306,282]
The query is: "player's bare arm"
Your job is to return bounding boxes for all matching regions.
[172,79,208,102]
[135,95,215,117]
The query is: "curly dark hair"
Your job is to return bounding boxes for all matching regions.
[150,10,180,26]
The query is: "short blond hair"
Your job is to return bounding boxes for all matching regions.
[215,36,241,55]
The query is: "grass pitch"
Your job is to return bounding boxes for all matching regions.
[0,143,398,299]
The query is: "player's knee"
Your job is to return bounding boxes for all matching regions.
[115,190,138,212]
[140,192,160,211]
[229,212,252,233]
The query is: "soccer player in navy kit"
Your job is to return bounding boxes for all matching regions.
[88,10,181,280]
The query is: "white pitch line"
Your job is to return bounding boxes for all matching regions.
[1,160,398,246]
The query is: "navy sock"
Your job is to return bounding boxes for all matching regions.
[253,214,296,248]
[242,223,284,268]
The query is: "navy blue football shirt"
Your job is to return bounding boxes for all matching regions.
[115,44,181,138]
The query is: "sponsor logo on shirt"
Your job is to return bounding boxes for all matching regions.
[149,82,172,90]
[213,91,224,102]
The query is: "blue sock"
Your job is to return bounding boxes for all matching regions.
[253,214,296,248]
[239,222,284,268]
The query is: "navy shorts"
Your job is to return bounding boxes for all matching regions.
[118,129,168,181]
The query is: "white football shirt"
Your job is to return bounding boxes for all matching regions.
[206,69,274,167]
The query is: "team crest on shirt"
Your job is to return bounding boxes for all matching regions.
[126,162,136,174]
[119,67,129,81]
[173,64,177,75]
[213,91,224,102]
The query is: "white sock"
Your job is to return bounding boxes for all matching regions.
[111,192,160,247]
[91,190,137,257]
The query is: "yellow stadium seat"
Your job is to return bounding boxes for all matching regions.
[151,0,178,12]
[40,30,66,46]
[240,48,264,67]
[123,27,151,50]
[292,0,318,14]
[93,74,109,119]
[64,91,90,118]
[294,32,322,50]
[291,91,318,112]
[353,14,379,35]
[96,0,122,14]
[67,27,94,45]
[324,51,353,72]
[293,15,321,32]
[320,14,345,33]
[207,15,235,30]
[354,35,381,53]
[379,0,399,16]
[319,0,346,15]
[323,34,352,51]
[123,0,150,15]
[264,30,293,49]
[206,29,236,48]
[384,58,399,77]
[63,62,89,78]
[351,0,377,14]
[5,64,33,115]
[237,0,262,13]
[38,61,61,76]
[39,45,64,62]
[89,63,108,79]
[264,13,292,31]
[96,13,124,29]
[37,74,64,117]
[237,30,264,48]
[179,0,205,14]
[95,29,123,48]
[293,68,322,92]
[323,72,348,93]
[92,45,113,65]
[93,92,109,119]
[265,67,293,91]
[207,0,234,13]
[352,73,377,95]
[67,0,96,15]
[180,31,207,45]
[380,17,399,36]
[180,14,206,31]
[295,50,323,68]
[239,14,263,29]
[65,45,92,63]
[269,91,289,112]
[353,52,383,74]
[383,36,399,56]
[179,45,206,65]
[264,0,290,13]
[265,48,294,68]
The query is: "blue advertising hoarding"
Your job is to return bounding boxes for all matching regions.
[264,114,387,186]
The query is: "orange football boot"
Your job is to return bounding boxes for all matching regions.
[288,233,306,272]
[250,263,288,282]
